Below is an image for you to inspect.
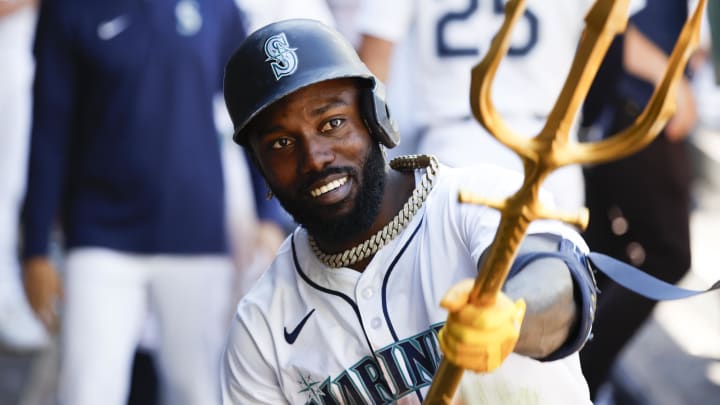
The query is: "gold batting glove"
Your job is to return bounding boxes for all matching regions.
[438,279,526,373]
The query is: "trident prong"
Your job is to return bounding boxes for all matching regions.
[424,0,707,403]
[563,0,706,165]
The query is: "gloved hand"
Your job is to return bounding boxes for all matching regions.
[438,279,526,372]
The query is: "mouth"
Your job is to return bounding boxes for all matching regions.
[309,176,349,198]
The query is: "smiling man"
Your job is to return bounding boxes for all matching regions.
[221,19,598,404]
[246,78,389,250]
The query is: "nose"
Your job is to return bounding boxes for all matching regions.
[300,136,334,174]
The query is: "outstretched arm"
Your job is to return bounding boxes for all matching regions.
[504,234,595,359]
[358,34,395,83]
[439,233,596,372]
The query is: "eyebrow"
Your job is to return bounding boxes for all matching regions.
[254,96,352,139]
[255,125,284,139]
[309,97,350,117]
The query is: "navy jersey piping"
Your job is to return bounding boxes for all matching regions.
[291,234,393,400]
[380,216,425,403]
[381,217,424,341]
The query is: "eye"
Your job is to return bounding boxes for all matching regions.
[270,137,294,150]
[320,118,344,133]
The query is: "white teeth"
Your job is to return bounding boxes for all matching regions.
[310,177,348,198]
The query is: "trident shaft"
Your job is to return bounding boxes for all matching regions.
[424,0,707,403]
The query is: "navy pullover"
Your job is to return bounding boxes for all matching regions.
[22,0,246,257]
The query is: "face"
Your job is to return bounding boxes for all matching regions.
[248,79,386,244]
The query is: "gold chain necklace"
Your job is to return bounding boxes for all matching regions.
[308,154,439,268]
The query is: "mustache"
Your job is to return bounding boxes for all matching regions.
[298,166,356,193]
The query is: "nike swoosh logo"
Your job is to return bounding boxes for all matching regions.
[283,309,315,344]
[97,15,130,40]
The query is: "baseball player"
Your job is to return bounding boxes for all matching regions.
[22,1,247,404]
[356,0,646,213]
[221,19,597,404]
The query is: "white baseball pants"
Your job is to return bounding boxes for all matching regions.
[58,248,233,405]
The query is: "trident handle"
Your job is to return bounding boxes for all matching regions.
[424,0,706,403]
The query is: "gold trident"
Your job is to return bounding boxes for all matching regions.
[424,0,707,403]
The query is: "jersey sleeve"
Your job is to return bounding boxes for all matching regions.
[356,0,414,42]
[453,165,526,266]
[221,311,286,404]
[453,163,595,361]
[452,164,588,266]
[235,0,336,33]
[21,2,77,258]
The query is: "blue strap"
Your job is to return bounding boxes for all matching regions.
[587,252,720,300]
[507,235,720,362]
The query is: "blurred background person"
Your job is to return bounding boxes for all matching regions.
[579,0,700,402]
[324,0,421,158]
[235,0,334,33]
[20,1,247,404]
[0,0,48,354]
[354,0,607,212]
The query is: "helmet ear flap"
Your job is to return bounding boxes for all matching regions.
[361,86,400,149]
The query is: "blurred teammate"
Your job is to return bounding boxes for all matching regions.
[235,0,334,32]
[0,0,48,353]
[579,0,699,400]
[356,1,645,214]
[21,1,245,404]
[356,0,599,212]
[325,0,421,158]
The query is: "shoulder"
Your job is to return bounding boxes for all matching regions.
[236,235,298,316]
[431,161,524,200]
[225,237,298,370]
[420,161,521,237]
[356,0,414,41]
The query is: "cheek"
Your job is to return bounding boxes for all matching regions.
[250,144,295,186]
[259,156,296,189]
[343,123,375,157]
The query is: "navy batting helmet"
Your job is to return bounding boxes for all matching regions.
[223,19,399,148]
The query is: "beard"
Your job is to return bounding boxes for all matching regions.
[273,143,387,246]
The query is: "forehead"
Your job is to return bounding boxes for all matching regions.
[263,78,361,118]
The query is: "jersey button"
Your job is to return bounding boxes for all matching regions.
[361,287,374,299]
[371,317,382,329]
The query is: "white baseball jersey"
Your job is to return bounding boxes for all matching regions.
[356,0,594,213]
[356,0,646,212]
[357,0,595,126]
[235,0,336,33]
[221,163,592,404]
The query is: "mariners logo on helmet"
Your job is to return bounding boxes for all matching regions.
[264,33,298,80]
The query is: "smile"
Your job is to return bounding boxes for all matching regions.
[310,176,348,198]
